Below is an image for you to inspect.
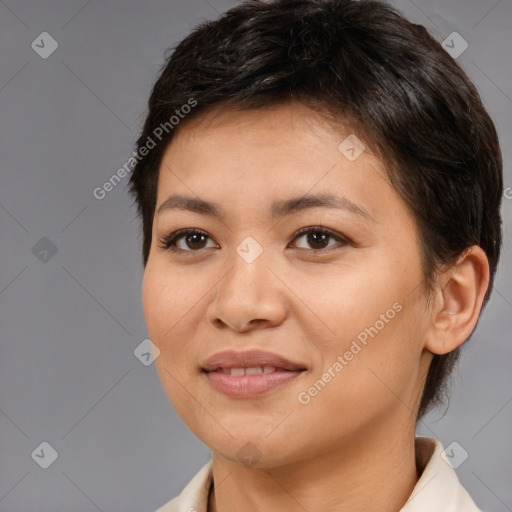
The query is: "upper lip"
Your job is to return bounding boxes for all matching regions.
[201,350,307,372]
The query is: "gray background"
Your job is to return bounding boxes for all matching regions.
[0,0,510,511]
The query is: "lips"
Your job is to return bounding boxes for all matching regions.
[201,349,307,373]
[201,349,307,398]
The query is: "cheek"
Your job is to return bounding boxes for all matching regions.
[142,262,185,367]
[142,263,201,416]
[293,259,427,408]
[286,257,412,347]
[142,260,208,380]
[296,310,426,443]
[142,261,192,339]
[141,265,166,340]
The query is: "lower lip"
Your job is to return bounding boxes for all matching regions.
[204,370,304,398]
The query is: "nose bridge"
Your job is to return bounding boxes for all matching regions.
[219,236,271,303]
[208,235,287,331]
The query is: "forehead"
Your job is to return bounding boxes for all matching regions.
[154,102,404,225]
[168,102,354,150]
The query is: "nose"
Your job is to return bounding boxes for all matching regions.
[206,242,288,332]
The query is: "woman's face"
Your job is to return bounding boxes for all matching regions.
[142,102,433,468]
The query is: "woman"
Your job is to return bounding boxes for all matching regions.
[128,1,503,510]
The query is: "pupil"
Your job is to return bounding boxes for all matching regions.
[188,233,206,249]
[308,232,328,249]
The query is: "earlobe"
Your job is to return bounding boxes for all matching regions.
[425,246,490,355]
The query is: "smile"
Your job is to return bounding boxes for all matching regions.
[201,350,307,397]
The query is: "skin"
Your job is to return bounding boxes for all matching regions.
[142,102,489,512]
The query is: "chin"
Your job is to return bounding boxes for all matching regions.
[212,440,300,470]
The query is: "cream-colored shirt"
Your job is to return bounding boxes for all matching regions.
[156,437,481,512]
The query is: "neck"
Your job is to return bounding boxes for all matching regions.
[208,422,419,512]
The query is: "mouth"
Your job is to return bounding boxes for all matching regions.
[201,350,307,398]
[210,366,291,375]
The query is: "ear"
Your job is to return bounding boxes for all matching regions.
[425,246,490,355]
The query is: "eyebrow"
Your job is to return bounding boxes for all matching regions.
[156,192,373,220]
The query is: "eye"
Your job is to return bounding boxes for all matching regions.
[290,226,349,251]
[157,226,349,254]
[157,228,218,253]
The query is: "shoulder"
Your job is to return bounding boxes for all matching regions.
[155,461,213,512]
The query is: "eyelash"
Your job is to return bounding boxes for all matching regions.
[157,226,350,255]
